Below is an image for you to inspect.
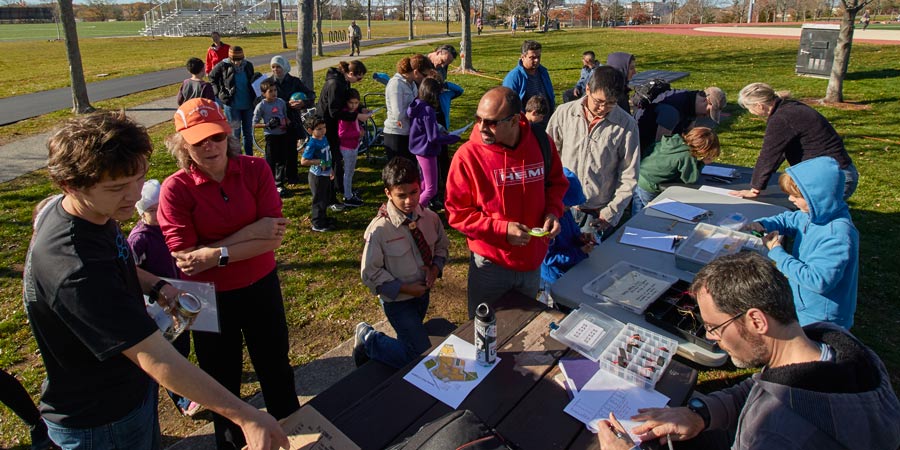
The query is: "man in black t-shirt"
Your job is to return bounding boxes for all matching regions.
[23,111,288,450]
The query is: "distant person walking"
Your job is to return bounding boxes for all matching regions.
[476,16,484,35]
[862,10,871,30]
[210,46,256,156]
[205,31,230,75]
[511,16,518,35]
[348,20,362,56]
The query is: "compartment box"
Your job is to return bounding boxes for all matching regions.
[644,281,717,352]
[550,304,679,389]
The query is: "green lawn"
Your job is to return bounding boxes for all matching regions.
[1,29,899,448]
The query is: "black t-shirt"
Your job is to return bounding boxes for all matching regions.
[23,198,158,427]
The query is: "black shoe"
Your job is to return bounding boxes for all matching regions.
[277,187,292,198]
[311,223,333,232]
[343,195,364,207]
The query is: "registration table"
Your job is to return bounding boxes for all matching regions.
[306,291,698,450]
[551,186,788,367]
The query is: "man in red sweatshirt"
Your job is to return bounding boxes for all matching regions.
[446,87,568,318]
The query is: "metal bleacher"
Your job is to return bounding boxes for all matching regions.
[141,0,271,37]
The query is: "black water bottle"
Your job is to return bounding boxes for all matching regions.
[474,303,497,366]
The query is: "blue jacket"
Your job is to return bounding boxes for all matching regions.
[755,157,858,329]
[573,65,595,93]
[438,81,464,129]
[502,61,556,113]
[541,168,588,284]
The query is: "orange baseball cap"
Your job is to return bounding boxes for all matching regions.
[174,98,231,145]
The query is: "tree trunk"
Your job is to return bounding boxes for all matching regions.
[58,0,93,114]
[315,0,324,56]
[408,0,414,39]
[297,0,315,90]
[458,0,474,70]
[825,8,858,102]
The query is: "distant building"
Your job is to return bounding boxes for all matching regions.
[0,6,54,24]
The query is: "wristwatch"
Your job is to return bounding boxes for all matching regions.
[217,246,229,267]
[149,279,171,304]
[687,397,711,430]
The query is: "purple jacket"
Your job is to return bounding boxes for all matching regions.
[127,221,178,279]
[407,99,460,157]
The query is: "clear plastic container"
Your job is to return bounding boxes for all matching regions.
[717,212,748,231]
[582,261,679,314]
[675,222,766,272]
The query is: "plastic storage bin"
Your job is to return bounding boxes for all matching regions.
[674,222,766,273]
[582,261,679,314]
[550,304,679,389]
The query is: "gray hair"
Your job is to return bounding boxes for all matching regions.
[165,132,240,172]
[738,82,789,109]
[521,40,541,55]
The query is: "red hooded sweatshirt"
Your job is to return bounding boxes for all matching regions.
[446,115,568,271]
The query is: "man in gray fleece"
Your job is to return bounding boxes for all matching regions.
[597,252,900,450]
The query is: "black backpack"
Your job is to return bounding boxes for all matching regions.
[386,409,515,450]
[630,78,671,111]
[530,122,553,188]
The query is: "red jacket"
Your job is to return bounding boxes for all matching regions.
[206,42,231,74]
[446,116,568,271]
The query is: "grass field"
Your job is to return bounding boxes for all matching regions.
[1,28,899,448]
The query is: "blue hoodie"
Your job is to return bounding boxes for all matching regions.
[541,168,589,284]
[755,157,858,329]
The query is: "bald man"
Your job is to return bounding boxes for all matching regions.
[445,87,568,318]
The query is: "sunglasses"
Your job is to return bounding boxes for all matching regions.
[475,113,517,128]
[193,133,228,146]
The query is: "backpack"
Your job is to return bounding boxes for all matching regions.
[530,123,553,188]
[630,78,671,111]
[386,409,515,450]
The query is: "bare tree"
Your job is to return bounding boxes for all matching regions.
[297,0,315,90]
[408,0,414,38]
[57,0,93,114]
[457,0,475,71]
[825,0,871,102]
[315,0,324,56]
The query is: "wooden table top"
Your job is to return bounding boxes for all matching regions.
[308,292,698,450]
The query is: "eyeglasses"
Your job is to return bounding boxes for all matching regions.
[586,93,617,109]
[475,113,517,128]
[193,133,228,146]
[703,311,745,339]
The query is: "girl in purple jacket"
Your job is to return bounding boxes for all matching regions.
[407,78,460,208]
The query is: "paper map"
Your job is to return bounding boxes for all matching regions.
[403,334,500,408]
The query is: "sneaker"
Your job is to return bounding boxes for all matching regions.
[277,187,292,198]
[329,203,346,212]
[352,188,363,198]
[311,224,333,232]
[343,195,364,207]
[180,400,202,417]
[353,322,373,367]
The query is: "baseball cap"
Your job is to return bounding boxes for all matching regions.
[704,87,726,123]
[174,98,231,145]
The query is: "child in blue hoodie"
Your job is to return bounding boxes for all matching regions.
[407,77,460,208]
[745,156,859,329]
[540,168,595,305]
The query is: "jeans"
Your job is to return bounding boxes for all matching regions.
[309,173,332,228]
[340,147,358,200]
[224,105,254,156]
[265,133,292,189]
[841,163,859,201]
[631,186,658,216]
[45,383,160,450]
[365,294,431,368]
[467,252,540,319]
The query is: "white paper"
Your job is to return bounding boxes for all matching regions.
[403,334,500,409]
[694,233,740,255]
[648,198,709,222]
[565,319,607,349]
[366,107,383,115]
[699,185,737,197]
[449,121,474,136]
[701,165,739,178]
[162,277,220,333]
[619,227,678,254]
[564,370,669,442]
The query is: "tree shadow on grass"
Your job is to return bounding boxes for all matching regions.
[845,68,900,81]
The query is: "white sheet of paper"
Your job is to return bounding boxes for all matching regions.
[694,233,736,254]
[701,165,739,178]
[564,370,670,442]
[648,198,709,222]
[699,185,737,196]
[366,107,383,115]
[601,271,673,311]
[450,121,474,136]
[619,227,677,254]
[403,334,500,409]
[162,277,220,333]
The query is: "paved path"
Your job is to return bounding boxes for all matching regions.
[0,36,450,183]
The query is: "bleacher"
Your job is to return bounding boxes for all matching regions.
[141,0,271,37]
